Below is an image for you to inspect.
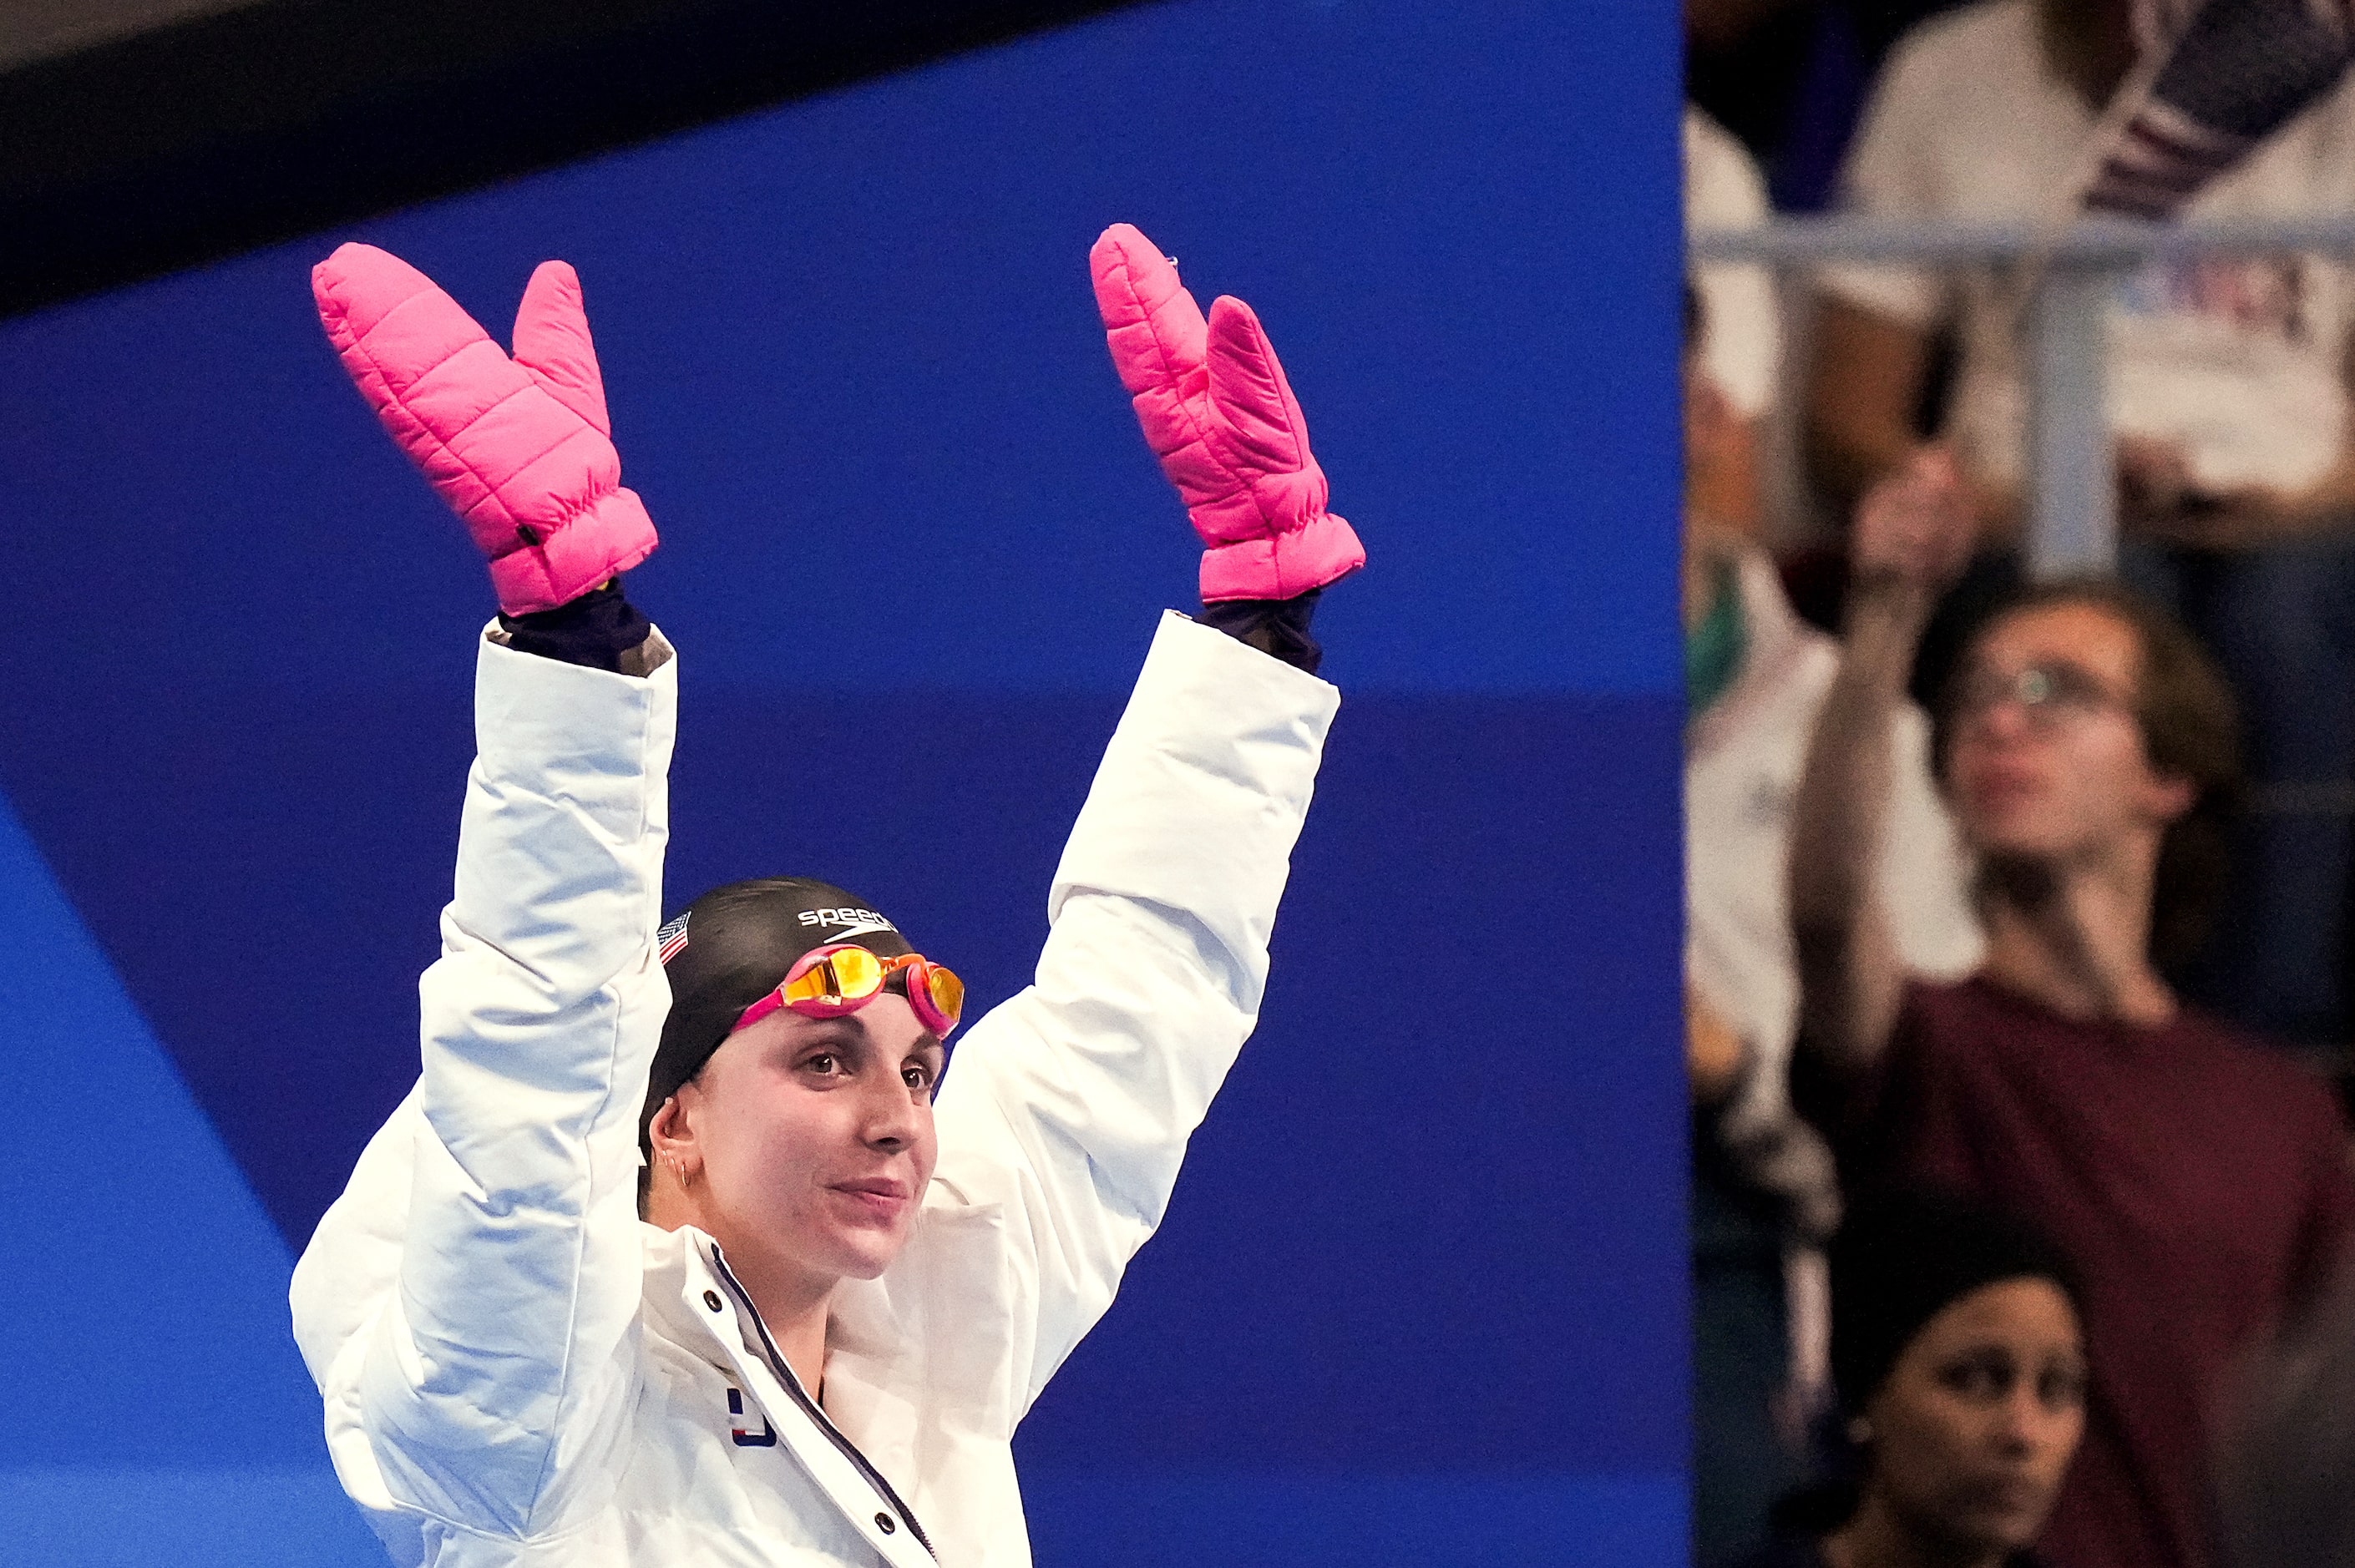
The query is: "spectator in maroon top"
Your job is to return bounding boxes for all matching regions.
[1785,450,2355,1568]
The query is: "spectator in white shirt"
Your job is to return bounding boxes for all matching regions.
[1803,0,2355,1047]
[1688,273,1983,1564]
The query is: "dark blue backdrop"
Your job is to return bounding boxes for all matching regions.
[0,2,1684,1561]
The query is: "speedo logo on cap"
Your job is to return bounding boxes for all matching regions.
[798,907,898,941]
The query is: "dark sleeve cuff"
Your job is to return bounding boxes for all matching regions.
[497,579,654,675]
[1198,588,1323,675]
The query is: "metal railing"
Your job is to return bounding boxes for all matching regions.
[1689,215,2355,575]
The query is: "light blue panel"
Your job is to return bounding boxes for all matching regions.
[1020,1470,1686,1566]
[0,1469,383,1567]
[0,788,367,1554]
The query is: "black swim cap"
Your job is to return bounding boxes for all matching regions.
[641,877,914,1151]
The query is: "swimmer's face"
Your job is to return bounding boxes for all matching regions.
[671,995,941,1287]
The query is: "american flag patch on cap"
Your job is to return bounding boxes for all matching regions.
[657,911,691,964]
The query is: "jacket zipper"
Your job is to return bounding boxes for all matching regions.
[706,1246,938,1560]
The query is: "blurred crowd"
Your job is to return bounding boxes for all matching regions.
[1683,3,2355,1567]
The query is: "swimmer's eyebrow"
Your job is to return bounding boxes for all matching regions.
[777,1014,872,1056]
[774,1014,944,1067]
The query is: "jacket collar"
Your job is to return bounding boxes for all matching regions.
[636,1222,906,1373]
[639,1222,742,1366]
[636,1222,939,1565]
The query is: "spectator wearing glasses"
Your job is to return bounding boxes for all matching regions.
[1786,452,2355,1568]
[1806,0,2355,1053]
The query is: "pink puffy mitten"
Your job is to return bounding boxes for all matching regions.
[1091,223,1365,602]
[312,243,657,615]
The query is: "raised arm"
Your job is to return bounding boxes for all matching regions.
[290,245,672,1543]
[1790,449,1973,1084]
[931,611,1335,1415]
[919,225,1356,1415]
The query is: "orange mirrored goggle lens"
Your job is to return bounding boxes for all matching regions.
[779,945,964,1036]
[782,945,885,1010]
[919,964,965,1031]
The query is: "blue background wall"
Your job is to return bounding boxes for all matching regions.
[0,1,1683,1561]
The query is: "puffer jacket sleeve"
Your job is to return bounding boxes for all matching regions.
[291,625,676,1548]
[928,610,1336,1418]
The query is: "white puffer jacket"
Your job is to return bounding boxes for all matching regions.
[290,610,1338,1568]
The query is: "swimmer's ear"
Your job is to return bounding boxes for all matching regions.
[648,1093,703,1185]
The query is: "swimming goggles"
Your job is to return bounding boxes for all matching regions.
[735,943,965,1040]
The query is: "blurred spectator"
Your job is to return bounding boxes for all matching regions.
[1786,453,2355,1568]
[1809,0,2355,531]
[1805,0,2355,1047]
[1735,1188,2088,1568]
[2214,1253,2355,1568]
[1687,274,1983,1563]
[1687,0,1974,211]
[2087,0,2355,220]
[1689,104,1785,431]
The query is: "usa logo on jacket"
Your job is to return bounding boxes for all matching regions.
[726,1388,776,1447]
